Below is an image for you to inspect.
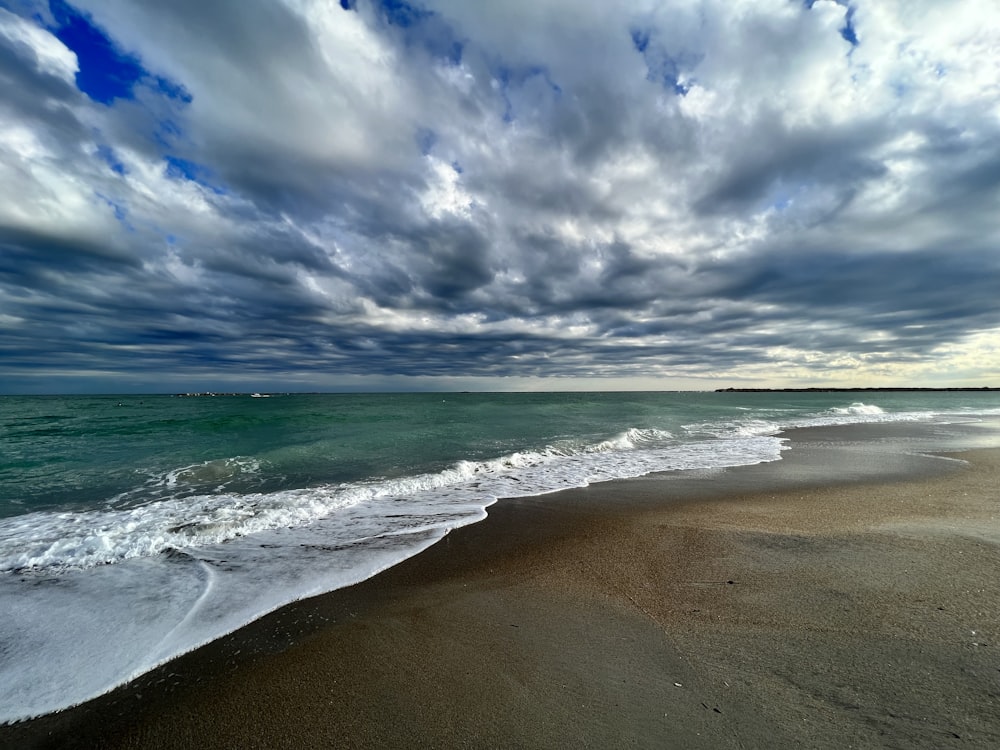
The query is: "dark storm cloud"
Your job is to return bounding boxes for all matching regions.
[1,0,998,391]
[692,119,890,217]
[706,242,1000,346]
[0,226,141,280]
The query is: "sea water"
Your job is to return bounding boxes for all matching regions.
[2,390,999,722]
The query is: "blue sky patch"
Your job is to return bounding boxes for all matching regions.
[488,64,563,123]
[628,27,695,96]
[802,1,858,48]
[649,53,690,95]
[95,192,131,228]
[151,75,193,105]
[526,65,561,96]
[165,156,226,195]
[371,0,463,65]
[96,144,126,175]
[46,2,193,109]
[661,61,690,97]
[840,6,858,46]
[48,0,146,104]
[377,0,431,28]
[768,188,793,212]
[630,28,650,54]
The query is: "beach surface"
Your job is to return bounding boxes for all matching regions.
[6,422,1000,749]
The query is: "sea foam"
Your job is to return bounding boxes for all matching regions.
[0,426,753,574]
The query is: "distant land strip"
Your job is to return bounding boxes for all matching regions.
[715,387,999,392]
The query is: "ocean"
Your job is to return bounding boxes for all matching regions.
[2,390,1000,722]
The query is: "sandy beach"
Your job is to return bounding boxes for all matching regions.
[6,422,1000,749]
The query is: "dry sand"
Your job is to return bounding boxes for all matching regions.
[6,425,1000,749]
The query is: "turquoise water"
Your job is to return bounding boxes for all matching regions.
[2,391,782,516]
[7,390,1000,518]
[2,390,1000,722]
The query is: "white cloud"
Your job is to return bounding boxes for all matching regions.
[0,8,77,83]
[1,0,999,390]
[72,0,420,175]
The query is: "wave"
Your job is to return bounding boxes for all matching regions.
[795,401,923,428]
[682,401,926,440]
[829,402,886,417]
[105,456,268,509]
[0,425,748,575]
[0,404,928,574]
[0,403,941,575]
[591,426,674,451]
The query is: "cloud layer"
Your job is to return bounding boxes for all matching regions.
[1,0,999,392]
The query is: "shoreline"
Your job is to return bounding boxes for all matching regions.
[5,420,1000,748]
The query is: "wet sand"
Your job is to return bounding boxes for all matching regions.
[6,423,1000,749]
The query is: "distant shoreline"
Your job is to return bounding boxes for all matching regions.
[716,386,998,392]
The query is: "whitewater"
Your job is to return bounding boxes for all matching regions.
[2,390,999,723]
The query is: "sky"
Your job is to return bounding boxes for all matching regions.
[0,0,998,394]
